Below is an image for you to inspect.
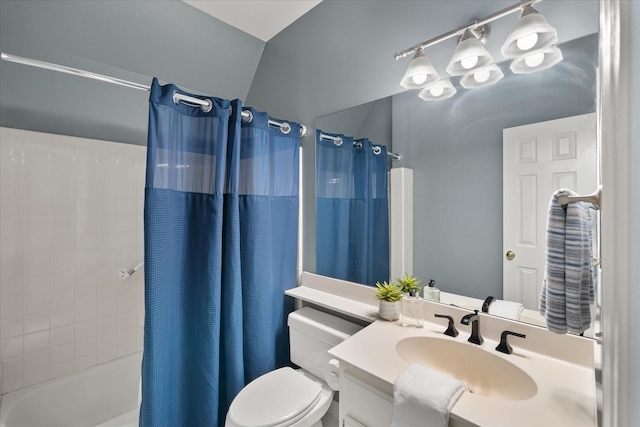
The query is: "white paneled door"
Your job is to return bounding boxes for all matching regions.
[503,113,597,310]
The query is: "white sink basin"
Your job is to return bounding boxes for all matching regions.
[395,337,538,401]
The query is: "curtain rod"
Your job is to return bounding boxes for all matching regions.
[318,132,403,162]
[394,0,541,60]
[0,52,307,138]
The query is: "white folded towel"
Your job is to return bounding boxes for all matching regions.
[488,300,524,320]
[391,364,466,427]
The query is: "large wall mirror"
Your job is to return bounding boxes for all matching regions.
[315,14,599,335]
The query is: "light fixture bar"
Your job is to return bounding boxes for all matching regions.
[394,0,541,60]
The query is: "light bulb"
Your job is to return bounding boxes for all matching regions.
[429,85,444,97]
[474,69,490,83]
[516,33,539,51]
[525,52,545,68]
[460,55,479,70]
[412,73,428,85]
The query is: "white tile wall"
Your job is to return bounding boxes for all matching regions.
[0,127,146,394]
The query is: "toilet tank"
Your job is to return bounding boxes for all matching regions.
[288,307,363,380]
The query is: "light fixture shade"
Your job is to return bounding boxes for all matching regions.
[445,30,494,76]
[459,64,504,89]
[510,46,563,74]
[418,78,457,101]
[400,49,440,89]
[501,6,559,59]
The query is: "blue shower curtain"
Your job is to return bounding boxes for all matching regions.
[141,78,299,426]
[316,130,389,285]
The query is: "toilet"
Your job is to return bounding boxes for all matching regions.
[225,307,362,427]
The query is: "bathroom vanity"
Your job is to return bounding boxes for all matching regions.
[330,317,596,427]
[288,273,597,427]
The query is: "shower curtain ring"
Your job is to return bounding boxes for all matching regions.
[200,99,212,113]
[172,91,212,112]
[242,109,254,123]
[280,122,291,134]
[372,146,382,155]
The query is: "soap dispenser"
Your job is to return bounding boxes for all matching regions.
[424,279,441,302]
[401,288,424,328]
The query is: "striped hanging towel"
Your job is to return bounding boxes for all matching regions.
[539,189,594,334]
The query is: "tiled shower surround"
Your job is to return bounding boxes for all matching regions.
[0,127,145,394]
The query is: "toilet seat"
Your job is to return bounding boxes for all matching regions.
[227,367,323,427]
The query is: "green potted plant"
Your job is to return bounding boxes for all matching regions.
[374,281,403,321]
[395,272,421,295]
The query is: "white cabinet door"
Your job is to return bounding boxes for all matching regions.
[340,372,393,427]
[339,368,478,427]
[503,113,597,310]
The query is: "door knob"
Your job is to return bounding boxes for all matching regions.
[506,251,516,261]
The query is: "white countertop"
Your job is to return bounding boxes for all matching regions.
[329,319,597,427]
[290,272,597,426]
[285,285,378,322]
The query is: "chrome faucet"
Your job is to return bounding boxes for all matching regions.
[460,310,483,345]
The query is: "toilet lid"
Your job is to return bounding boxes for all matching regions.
[228,367,322,427]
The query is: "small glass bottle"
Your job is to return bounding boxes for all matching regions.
[424,279,441,302]
[401,288,424,328]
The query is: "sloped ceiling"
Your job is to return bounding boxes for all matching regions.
[183,1,322,42]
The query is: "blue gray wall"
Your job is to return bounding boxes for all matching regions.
[245,1,599,275]
[0,0,265,145]
[315,97,392,146]
[0,0,599,272]
[393,35,597,299]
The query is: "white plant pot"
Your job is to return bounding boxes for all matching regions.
[378,300,401,321]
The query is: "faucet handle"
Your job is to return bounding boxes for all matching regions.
[434,314,459,337]
[482,296,496,313]
[496,330,526,354]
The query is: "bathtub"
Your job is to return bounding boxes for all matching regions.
[0,353,141,427]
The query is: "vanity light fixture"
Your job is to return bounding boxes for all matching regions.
[395,0,564,101]
[418,78,457,101]
[459,64,504,89]
[510,46,563,74]
[500,5,558,59]
[445,27,493,76]
[400,49,440,89]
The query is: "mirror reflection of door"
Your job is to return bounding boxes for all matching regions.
[503,113,597,313]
